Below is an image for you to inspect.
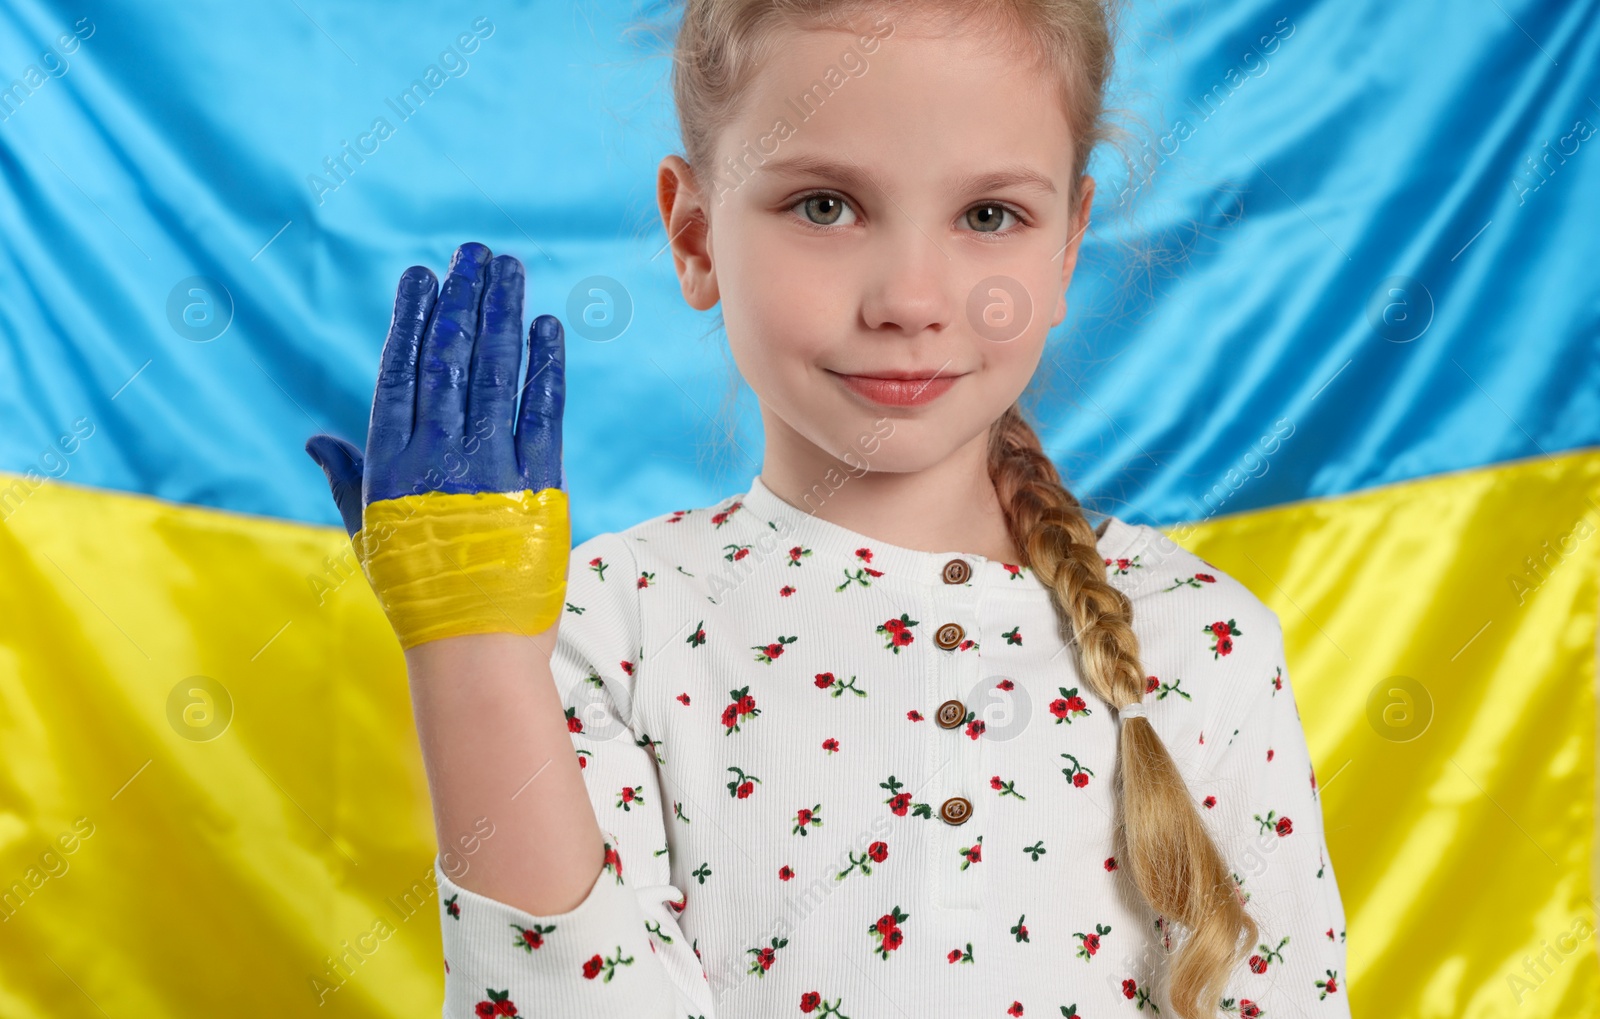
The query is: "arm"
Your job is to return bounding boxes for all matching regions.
[432,532,719,1019]
[405,630,605,917]
[1197,610,1352,1018]
[305,243,714,1017]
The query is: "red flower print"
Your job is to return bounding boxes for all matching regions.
[1267,748,1275,761]
[1002,563,1022,579]
[676,692,690,705]
[1104,856,1117,871]
[1240,1001,1261,1018]
[1122,979,1137,999]
[779,584,795,596]
[580,948,636,982]
[907,710,924,722]
[564,706,583,733]
[1249,955,1266,973]
[792,803,823,836]
[997,678,1014,690]
[727,766,760,799]
[964,717,986,739]
[686,620,707,648]
[801,991,821,1011]
[710,500,742,527]
[444,893,460,919]
[785,545,812,566]
[868,841,888,862]
[1253,810,1292,836]
[1049,686,1092,724]
[1205,618,1242,658]
[822,737,840,753]
[868,906,910,959]
[1145,675,1159,693]
[1196,573,1215,582]
[779,865,794,880]
[602,842,623,880]
[1317,970,1340,998]
[815,672,866,698]
[1002,626,1022,645]
[512,922,553,952]
[879,776,931,819]
[1073,923,1111,960]
[1007,1003,1024,1016]
[723,686,761,733]
[1060,753,1095,787]
[991,775,1003,790]
[876,613,919,652]
[751,635,797,663]
[958,835,982,870]
[723,543,751,561]
[475,989,519,1015]
[745,936,789,977]
[1203,795,1217,809]
[855,547,873,562]
[947,949,962,963]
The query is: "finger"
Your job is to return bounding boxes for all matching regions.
[465,253,526,475]
[369,265,437,462]
[415,242,491,448]
[516,313,566,494]
[304,434,366,538]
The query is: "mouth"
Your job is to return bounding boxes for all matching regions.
[828,369,964,407]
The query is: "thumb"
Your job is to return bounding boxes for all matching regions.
[304,434,366,538]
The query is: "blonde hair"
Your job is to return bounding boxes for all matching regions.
[662,1,1257,1014]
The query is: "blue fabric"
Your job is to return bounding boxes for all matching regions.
[1,0,1595,542]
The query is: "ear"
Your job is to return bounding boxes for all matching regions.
[1051,175,1096,328]
[658,155,720,312]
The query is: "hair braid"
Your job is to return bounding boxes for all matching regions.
[989,404,1258,1018]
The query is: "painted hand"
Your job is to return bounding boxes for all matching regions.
[304,241,569,649]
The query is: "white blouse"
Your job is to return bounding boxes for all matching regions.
[432,474,1351,1019]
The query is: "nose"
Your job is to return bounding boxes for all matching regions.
[859,223,953,337]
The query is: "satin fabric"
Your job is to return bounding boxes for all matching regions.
[0,448,1595,1015]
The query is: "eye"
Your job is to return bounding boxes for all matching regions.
[791,192,858,229]
[963,202,1023,234]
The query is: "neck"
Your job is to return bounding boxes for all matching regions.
[758,417,1023,563]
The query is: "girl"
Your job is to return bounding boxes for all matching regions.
[304,1,1350,1016]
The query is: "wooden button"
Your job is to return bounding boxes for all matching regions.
[939,796,972,825]
[935,623,965,649]
[941,558,971,585]
[935,699,966,729]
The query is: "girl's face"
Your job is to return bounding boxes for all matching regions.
[661,11,1094,479]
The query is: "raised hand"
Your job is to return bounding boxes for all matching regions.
[305,241,570,649]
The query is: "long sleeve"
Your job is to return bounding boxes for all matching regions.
[1195,607,1352,1019]
[432,531,719,1019]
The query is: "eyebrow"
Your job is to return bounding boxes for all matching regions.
[758,154,1058,197]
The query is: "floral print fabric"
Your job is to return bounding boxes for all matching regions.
[434,474,1350,1019]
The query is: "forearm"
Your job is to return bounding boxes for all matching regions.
[404,629,604,916]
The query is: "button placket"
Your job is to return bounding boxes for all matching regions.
[928,568,985,912]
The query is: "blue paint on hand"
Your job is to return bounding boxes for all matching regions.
[304,241,567,538]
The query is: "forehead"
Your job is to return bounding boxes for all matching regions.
[716,15,1076,191]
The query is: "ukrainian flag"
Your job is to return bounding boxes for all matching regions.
[1,2,1595,1015]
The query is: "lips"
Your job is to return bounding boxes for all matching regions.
[830,370,961,407]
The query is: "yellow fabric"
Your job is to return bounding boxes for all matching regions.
[0,449,1594,1016]
[1169,447,1600,1017]
[355,488,570,649]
